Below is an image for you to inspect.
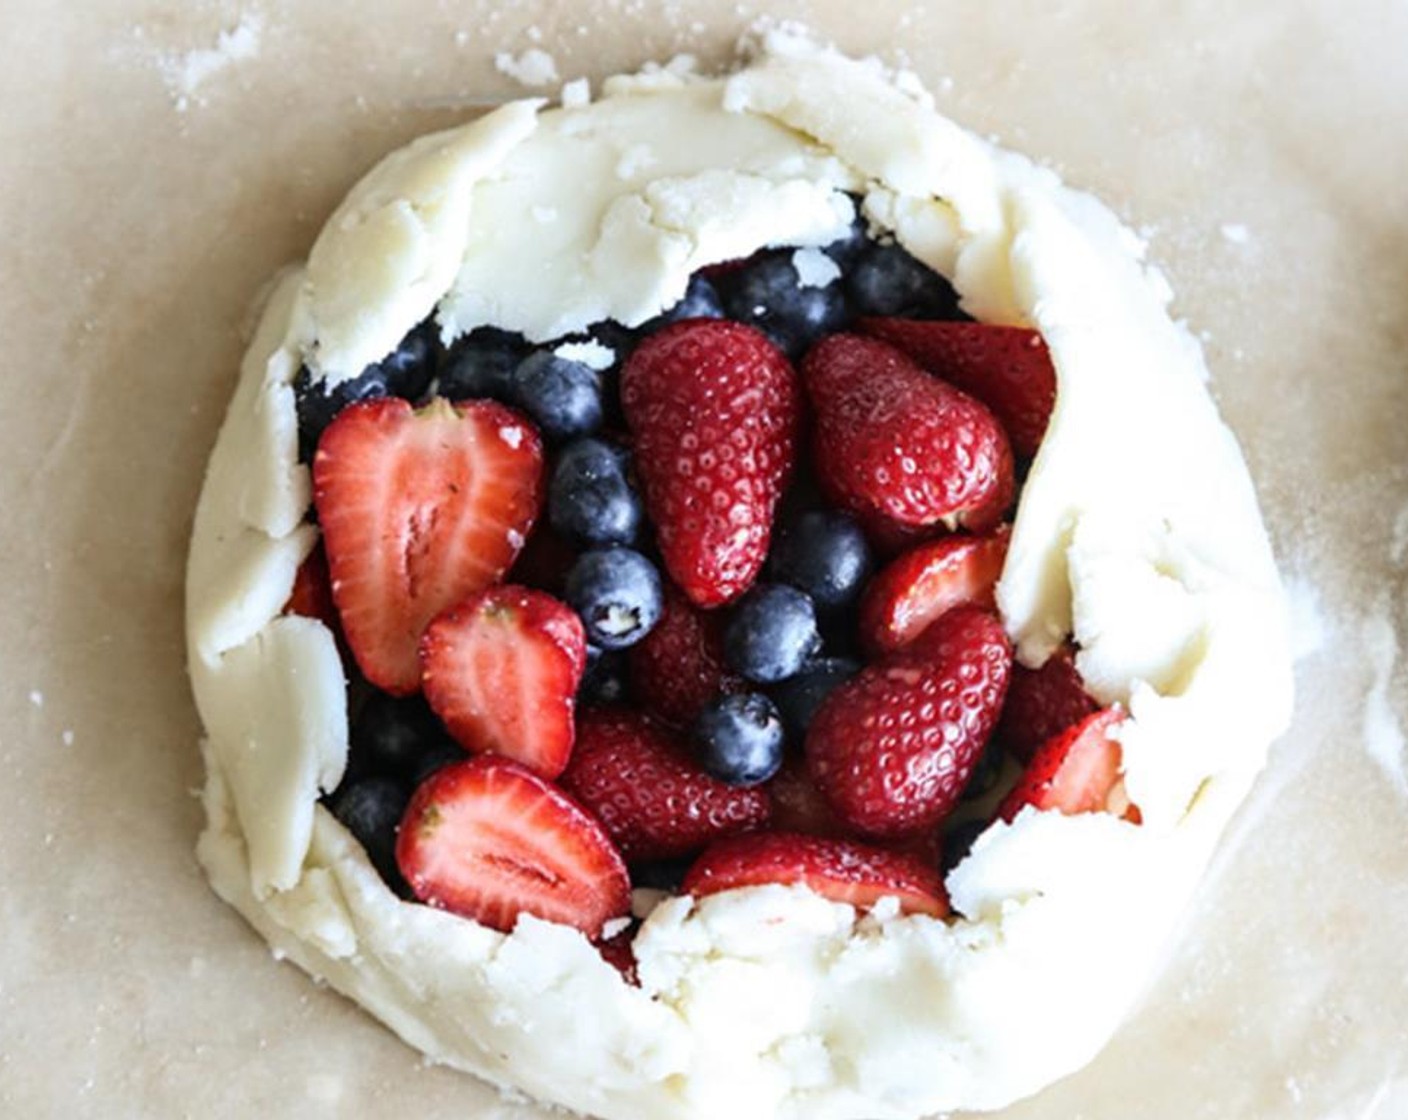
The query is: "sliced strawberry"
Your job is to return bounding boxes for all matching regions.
[997,708,1139,823]
[858,527,1011,657]
[628,583,742,726]
[806,606,1012,838]
[314,397,544,695]
[858,319,1056,458]
[395,755,630,938]
[996,646,1099,764]
[419,585,586,780]
[284,541,339,634]
[803,334,1013,533]
[621,319,801,608]
[682,831,950,918]
[560,708,771,861]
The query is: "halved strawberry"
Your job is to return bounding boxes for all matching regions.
[560,708,771,861]
[284,541,339,634]
[858,527,1010,657]
[807,606,1012,838]
[314,397,545,695]
[997,708,1139,823]
[803,334,1014,533]
[395,755,630,938]
[682,831,950,918]
[419,585,586,780]
[628,583,741,726]
[996,646,1099,765]
[621,319,801,608]
[858,319,1056,458]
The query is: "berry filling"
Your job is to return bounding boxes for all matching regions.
[293,223,1139,957]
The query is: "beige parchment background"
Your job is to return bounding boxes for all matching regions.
[2,1,1406,1117]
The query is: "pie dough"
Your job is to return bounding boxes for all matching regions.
[185,28,1293,1120]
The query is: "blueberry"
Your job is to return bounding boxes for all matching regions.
[846,241,964,320]
[564,547,664,651]
[509,350,604,442]
[349,692,456,782]
[583,321,636,427]
[327,776,410,888]
[579,645,631,706]
[437,326,527,402]
[822,206,870,269]
[407,739,468,789]
[694,692,785,786]
[769,656,860,743]
[961,740,1006,802]
[716,251,848,358]
[724,584,822,684]
[548,438,643,547]
[645,274,725,329]
[294,321,438,460]
[769,510,873,611]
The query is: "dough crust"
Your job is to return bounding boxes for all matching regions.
[186,29,1292,1120]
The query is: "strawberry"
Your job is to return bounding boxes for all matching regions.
[858,527,1010,657]
[682,831,950,918]
[628,583,742,725]
[766,755,852,838]
[858,318,1056,458]
[314,397,544,694]
[621,319,801,608]
[995,646,1099,765]
[852,508,942,559]
[802,334,1013,533]
[997,708,1139,823]
[560,708,771,861]
[419,585,586,780]
[768,760,949,867]
[598,926,640,985]
[806,606,1012,838]
[284,541,339,633]
[396,755,630,938]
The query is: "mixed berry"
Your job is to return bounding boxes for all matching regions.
[289,221,1140,972]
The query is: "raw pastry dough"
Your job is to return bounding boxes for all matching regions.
[186,28,1292,1120]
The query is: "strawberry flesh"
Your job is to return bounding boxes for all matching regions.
[314,397,544,695]
[419,585,586,780]
[858,527,1010,657]
[803,334,1014,533]
[997,708,1138,823]
[395,755,630,938]
[858,318,1056,458]
[560,708,771,861]
[621,319,801,608]
[682,830,949,918]
[806,606,1012,837]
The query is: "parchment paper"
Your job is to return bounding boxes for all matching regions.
[2,1,1405,1117]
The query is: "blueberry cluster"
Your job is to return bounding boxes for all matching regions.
[324,693,463,893]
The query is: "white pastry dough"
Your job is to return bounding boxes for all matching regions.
[186,28,1292,1120]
